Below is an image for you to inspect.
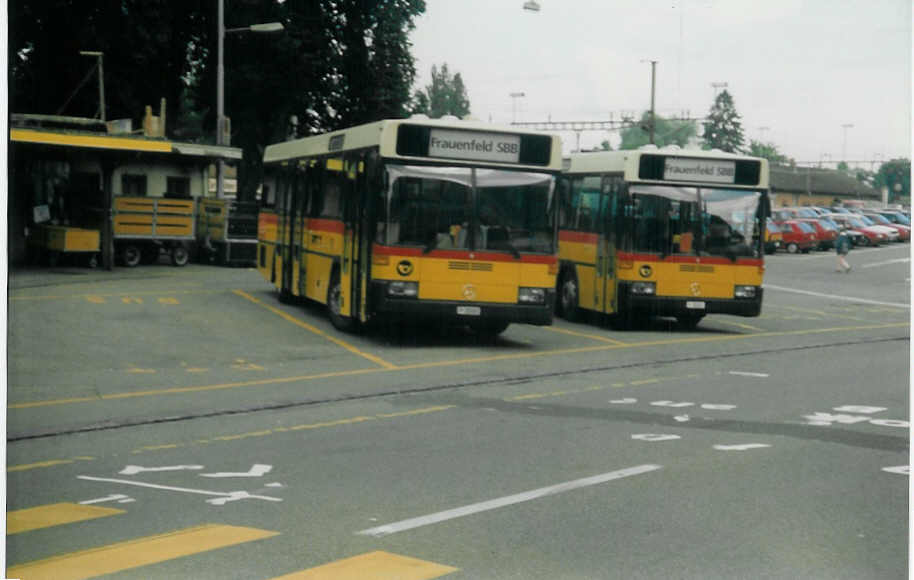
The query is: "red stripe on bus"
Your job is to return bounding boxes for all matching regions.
[258,213,278,225]
[558,230,599,244]
[617,252,763,267]
[372,244,556,264]
[306,218,345,234]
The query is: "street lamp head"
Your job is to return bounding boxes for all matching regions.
[249,22,284,33]
[523,1,541,11]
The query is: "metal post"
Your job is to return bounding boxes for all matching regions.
[649,60,656,144]
[217,0,225,199]
[97,54,105,122]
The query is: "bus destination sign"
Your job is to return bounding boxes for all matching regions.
[428,129,521,164]
[663,157,736,184]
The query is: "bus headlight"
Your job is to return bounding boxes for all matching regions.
[734,285,758,298]
[629,281,656,296]
[518,287,546,304]
[387,281,418,298]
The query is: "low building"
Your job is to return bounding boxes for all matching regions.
[769,164,880,208]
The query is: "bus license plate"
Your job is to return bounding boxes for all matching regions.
[685,301,706,310]
[457,306,481,316]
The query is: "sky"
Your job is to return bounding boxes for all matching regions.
[409,0,911,168]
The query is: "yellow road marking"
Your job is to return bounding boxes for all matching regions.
[234,290,397,370]
[766,303,873,323]
[132,406,455,454]
[8,459,75,472]
[711,319,764,332]
[270,550,457,580]
[7,524,278,580]
[7,503,124,535]
[10,322,908,411]
[539,325,628,345]
[10,288,220,302]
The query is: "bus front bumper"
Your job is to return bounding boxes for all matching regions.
[619,282,763,318]
[370,282,555,326]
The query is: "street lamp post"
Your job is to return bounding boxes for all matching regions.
[216,0,283,199]
[509,92,525,124]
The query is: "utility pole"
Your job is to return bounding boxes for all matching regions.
[641,60,657,144]
[841,123,854,165]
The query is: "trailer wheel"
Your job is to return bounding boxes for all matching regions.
[121,244,142,267]
[171,245,189,267]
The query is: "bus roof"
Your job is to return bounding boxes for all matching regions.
[564,146,769,189]
[264,117,563,171]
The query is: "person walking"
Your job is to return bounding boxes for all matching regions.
[835,227,851,272]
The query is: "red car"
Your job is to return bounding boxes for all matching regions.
[776,220,818,253]
[795,218,838,250]
[862,212,910,241]
[824,214,888,246]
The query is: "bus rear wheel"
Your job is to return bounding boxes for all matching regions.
[559,272,581,322]
[327,270,357,332]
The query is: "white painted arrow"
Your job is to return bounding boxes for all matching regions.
[200,464,273,478]
[119,465,204,475]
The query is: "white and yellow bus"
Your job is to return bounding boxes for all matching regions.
[557,146,770,328]
[257,117,563,335]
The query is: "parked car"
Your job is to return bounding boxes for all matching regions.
[772,206,820,221]
[764,219,782,254]
[824,214,888,246]
[862,212,910,241]
[776,220,818,253]
[875,210,911,227]
[856,215,901,242]
[795,218,838,250]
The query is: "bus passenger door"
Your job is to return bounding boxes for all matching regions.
[599,176,617,314]
[338,158,361,320]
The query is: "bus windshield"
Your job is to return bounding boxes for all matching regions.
[379,165,555,254]
[629,185,763,258]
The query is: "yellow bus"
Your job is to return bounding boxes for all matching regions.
[557,146,770,328]
[257,117,563,335]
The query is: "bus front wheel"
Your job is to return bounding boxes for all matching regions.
[327,270,357,332]
[559,272,581,322]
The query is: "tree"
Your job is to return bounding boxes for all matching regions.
[410,63,471,118]
[747,140,791,165]
[874,158,911,203]
[702,89,744,152]
[618,112,697,150]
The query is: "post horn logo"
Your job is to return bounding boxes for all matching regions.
[462,284,477,300]
[690,282,702,296]
[638,264,652,278]
[396,260,413,276]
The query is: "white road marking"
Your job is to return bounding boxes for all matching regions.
[77,475,283,504]
[729,371,769,378]
[119,465,203,475]
[764,284,911,309]
[200,464,272,478]
[713,444,772,451]
[833,406,886,414]
[609,398,638,404]
[701,404,737,410]
[674,415,690,422]
[356,464,662,538]
[861,257,910,269]
[79,494,132,505]
[650,401,694,407]
[882,466,910,475]
[632,434,681,442]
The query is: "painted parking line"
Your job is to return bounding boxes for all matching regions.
[6,523,278,580]
[9,321,909,411]
[233,289,397,370]
[7,502,124,534]
[539,325,628,345]
[357,464,662,538]
[764,284,911,309]
[270,551,457,580]
[861,257,911,269]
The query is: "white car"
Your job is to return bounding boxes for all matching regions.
[857,215,900,242]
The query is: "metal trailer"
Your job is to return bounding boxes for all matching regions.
[112,196,195,266]
[28,225,101,268]
[196,198,259,265]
